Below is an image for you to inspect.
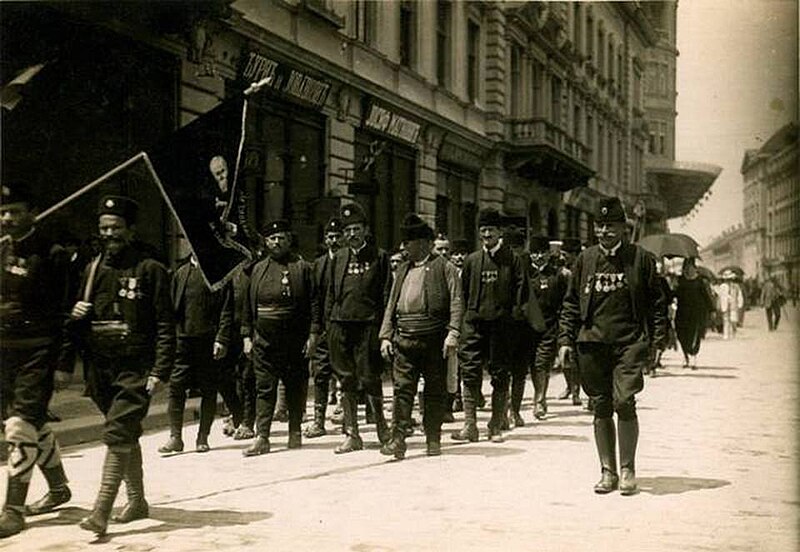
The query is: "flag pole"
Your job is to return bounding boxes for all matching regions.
[1,152,146,246]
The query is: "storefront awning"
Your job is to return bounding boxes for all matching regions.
[645,159,721,219]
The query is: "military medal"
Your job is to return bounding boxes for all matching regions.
[126,290,136,299]
[118,289,127,297]
[280,272,289,286]
[128,278,137,290]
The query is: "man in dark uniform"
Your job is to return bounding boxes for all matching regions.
[158,254,233,454]
[452,208,524,443]
[0,186,72,538]
[63,195,175,535]
[518,237,569,422]
[229,265,256,440]
[315,202,392,453]
[503,228,530,428]
[556,238,584,406]
[304,217,343,438]
[558,197,667,495]
[241,220,315,456]
[378,214,462,458]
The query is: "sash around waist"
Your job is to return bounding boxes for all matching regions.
[395,313,444,335]
[257,305,294,320]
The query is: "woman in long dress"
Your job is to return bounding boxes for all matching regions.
[674,259,715,368]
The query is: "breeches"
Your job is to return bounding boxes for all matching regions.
[577,340,648,420]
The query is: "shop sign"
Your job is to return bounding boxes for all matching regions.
[242,52,331,109]
[363,103,421,144]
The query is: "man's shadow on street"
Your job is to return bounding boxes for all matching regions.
[28,505,273,542]
[637,476,730,496]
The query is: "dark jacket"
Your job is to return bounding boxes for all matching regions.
[242,252,316,338]
[461,244,524,323]
[558,242,668,348]
[324,242,392,325]
[171,261,233,346]
[311,251,335,334]
[521,260,567,333]
[379,254,463,340]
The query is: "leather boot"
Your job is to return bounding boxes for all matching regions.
[157,435,184,454]
[593,418,619,494]
[379,431,407,460]
[533,371,548,420]
[25,464,71,516]
[442,394,456,423]
[570,363,582,406]
[367,395,390,445]
[335,392,363,454]
[79,446,131,536]
[426,433,442,456]
[487,384,507,443]
[159,394,185,453]
[243,436,271,457]
[274,382,288,423]
[618,417,640,496]
[0,476,29,538]
[304,400,327,438]
[510,375,525,427]
[111,443,148,523]
[559,368,573,400]
[451,385,479,442]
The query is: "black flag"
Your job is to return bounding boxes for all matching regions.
[146,98,255,291]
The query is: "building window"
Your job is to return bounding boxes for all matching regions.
[355,0,375,45]
[617,51,623,90]
[617,137,623,186]
[598,27,605,77]
[467,20,480,103]
[573,104,581,141]
[648,130,656,154]
[551,77,562,128]
[399,1,415,68]
[586,14,594,59]
[436,0,452,88]
[597,121,604,175]
[607,130,614,180]
[533,62,544,117]
[608,41,614,82]
[587,113,594,165]
[510,45,521,117]
[573,3,582,54]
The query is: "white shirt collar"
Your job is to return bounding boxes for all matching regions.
[599,241,622,257]
[484,242,502,256]
[350,241,367,256]
[414,254,431,267]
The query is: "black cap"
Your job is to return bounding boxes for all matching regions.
[98,195,139,223]
[529,236,550,253]
[325,217,343,234]
[451,238,470,255]
[262,218,291,237]
[340,202,367,226]
[400,213,434,242]
[478,207,503,228]
[596,197,627,224]
[504,228,525,248]
[0,184,33,207]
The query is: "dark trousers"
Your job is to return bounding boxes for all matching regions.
[87,354,152,446]
[218,342,244,428]
[328,321,383,396]
[766,304,781,331]
[391,331,447,439]
[238,354,256,429]
[459,318,514,391]
[311,332,335,400]
[170,337,219,436]
[529,326,558,380]
[1,344,56,428]
[577,340,649,420]
[251,319,309,438]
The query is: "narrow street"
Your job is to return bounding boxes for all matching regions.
[2,307,797,552]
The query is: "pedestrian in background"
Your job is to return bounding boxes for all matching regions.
[760,276,785,331]
[674,258,715,369]
[379,214,462,458]
[64,195,175,535]
[0,186,73,538]
[558,197,668,496]
[718,271,744,340]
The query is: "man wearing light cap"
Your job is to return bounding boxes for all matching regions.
[452,207,524,443]
[304,217,344,438]
[0,186,73,538]
[558,197,667,496]
[63,195,175,535]
[378,214,462,458]
[241,219,316,456]
[316,202,392,453]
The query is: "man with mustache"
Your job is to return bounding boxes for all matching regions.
[64,195,175,535]
[558,197,667,496]
[0,186,72,538]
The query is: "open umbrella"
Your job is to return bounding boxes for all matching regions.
[695,265,716,281]
[638,233,700,259]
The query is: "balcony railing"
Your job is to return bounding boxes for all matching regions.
[507,117,591,166]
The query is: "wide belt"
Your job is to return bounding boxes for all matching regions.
[396,313,444,336]
[257,305,294,320]
[90,320,131,338]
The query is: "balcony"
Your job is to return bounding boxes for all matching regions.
[505,117,594,192]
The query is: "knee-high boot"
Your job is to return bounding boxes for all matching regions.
[1,418,37,537]
[367,394,390,445]
[488,383,507,442]
[334,392,363,454]
[26,426,71,516]
[111,442,148,523]
[533,370,549,420]
[0,475,29,538]
[158,393,185,453]
[79,445,132,536]
[304,380,328,438]
[510,375,526,427]
[450,384,478,442]
[617,417,640,495]
[593,418,619,494]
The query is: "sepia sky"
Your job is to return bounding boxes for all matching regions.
[670,0,798,246]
